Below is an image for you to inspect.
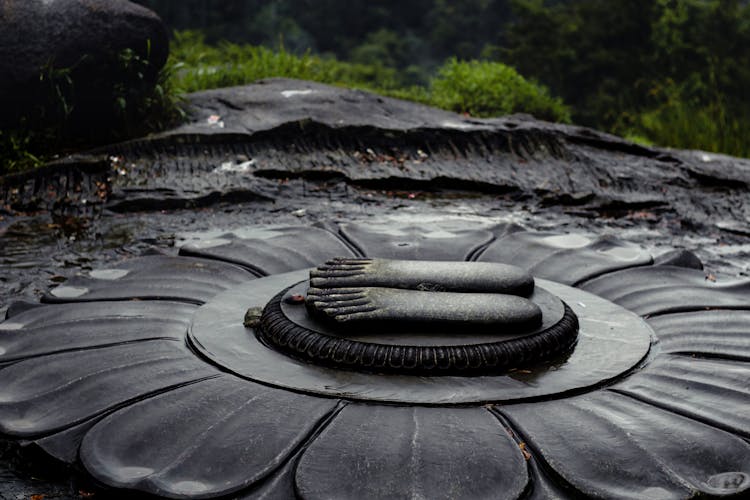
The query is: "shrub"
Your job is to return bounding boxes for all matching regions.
[429,59,571,122]
[170,34,571,123]
[0,47,183,175]
[169,30,402,93]
[625,80,750,158]
[2,32,575,174]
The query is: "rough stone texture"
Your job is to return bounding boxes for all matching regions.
[0,223,746,498]
[502,391,750,499]
[3,78,748,234]
[0,78,749,498]
[0,0,169,126]
[296,406,529,500]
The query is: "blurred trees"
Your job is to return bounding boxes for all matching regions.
[503,0,750,152]
[135,0,511,82]
[8,0,748,173]
[108,1,750,155]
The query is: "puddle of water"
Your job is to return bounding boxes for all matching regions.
[441,121,474,130]
[543,234,591,248]
[175,226,292,247]
[281,89,315,98]
[598,246,643,260]
[89,269,129,280]
[213,160,256,174]
[0,322,24,331]
[49,286,89,298]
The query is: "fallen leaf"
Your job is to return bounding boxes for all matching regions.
[519,442,532,461]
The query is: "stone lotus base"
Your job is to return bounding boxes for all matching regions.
[1,222,748,499]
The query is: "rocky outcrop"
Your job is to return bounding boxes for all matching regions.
[6,78,747,234]
[2,78,749,499]
[0,0,169,128]
[0,75,746,252]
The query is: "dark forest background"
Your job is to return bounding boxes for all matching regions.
[4,0,749,173]
[135,0,750,155]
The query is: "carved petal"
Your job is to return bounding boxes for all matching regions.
[502,391,750,499]
[80,376,340,499]
[647,310,750,361]
[179,226,357,275]
[295,405,528,500]
[43,256,254,305]
[478,231,651,285]
[0,301,195,364]
[0,341,217,437]
[337,222,500,260]
[580,266,750,316]
[612,355,750,437]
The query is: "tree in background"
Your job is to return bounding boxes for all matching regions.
[504,0,750,154]
[8,0,749,166]
[503,0,658,128]
[640,0,750,153]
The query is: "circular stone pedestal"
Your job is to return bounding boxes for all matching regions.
[189,270,652,404]
[2,222,748,500]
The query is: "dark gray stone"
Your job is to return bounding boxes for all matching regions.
[189,273,652,403]
[612,355,750,437]
[501,391,750,499]
[581,265,750,316]
[42,255,255,305]
[309,258,535,295]
[653,248,704,269]
[34,419,102,464]
[0,301,195,364]
[0,0,169,126]
[79,376,340,499]
[306,286,542,328]
[478,231,652,285]
[647,310,750,361]
[1,74,749,498]
[296,405,529,500]
[4,79,750,238]
[276,258,581,375]
[179,226,358,276]
[34,77,742,228]
[0,341,217,438]
[0,221,748,498]
[335,222,503,261]
[285,280,566,345]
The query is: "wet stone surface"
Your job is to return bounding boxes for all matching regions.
[256,259,581,376]
[0,79,749,499]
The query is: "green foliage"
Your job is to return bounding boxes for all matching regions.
[504,0,750,157]
[628,80,750,157]
[9,0,750,172]
[504,0,658,127]
[1,46,184,175]
[169,30,402,93]
[429,59,570,121]
[0,64,75,174]
[0,128,47,174]
[169,32,570,121]
[111,47,185,137]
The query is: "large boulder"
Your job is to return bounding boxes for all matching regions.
[0,0,169,129]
